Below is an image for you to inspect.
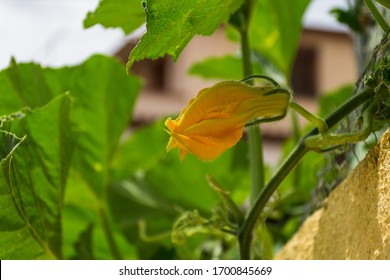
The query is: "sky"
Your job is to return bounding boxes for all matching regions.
[0,0,349,70]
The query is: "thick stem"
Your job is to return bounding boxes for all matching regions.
[239,15,265,205]
[239,143,309,259]
[238,87,373,259]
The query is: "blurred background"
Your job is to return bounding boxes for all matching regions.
[1,0,358,166]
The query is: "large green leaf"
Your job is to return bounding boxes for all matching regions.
[188,54,264,80]
[65,56,141,197]
[0,59,55,115]
[249,0,311,78]
[127,0,245,69]
[1,55,141,196]
[84,0,145,34]
[0,94,72,259]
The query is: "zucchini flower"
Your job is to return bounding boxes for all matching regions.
[165,81,290,161]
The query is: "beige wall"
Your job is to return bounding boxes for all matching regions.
[276,128,390,259]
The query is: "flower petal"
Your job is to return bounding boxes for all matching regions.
[164,80,290,161]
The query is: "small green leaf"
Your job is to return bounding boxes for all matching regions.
[84,0,145,34]
[171,210,210,244]
[188,54,263,80]
[127,0,245,69]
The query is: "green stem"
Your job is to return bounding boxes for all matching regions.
[238,7,265,206]
[238,87,373,259]
[98,204,123,259]
[247,126,264,205]
[364,0,390,33]
[291,111,301,188]
[289,101,329,133]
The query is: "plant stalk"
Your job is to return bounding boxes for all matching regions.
[238,8,265,205]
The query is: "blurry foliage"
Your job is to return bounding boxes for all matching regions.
[330,4,365,33]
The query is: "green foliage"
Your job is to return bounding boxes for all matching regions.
[0,55,141,259]
[127,0,245,69]
[109,135,250,259]
[84,0,145,34]
[330,6,364,33]
[249,0,311,78]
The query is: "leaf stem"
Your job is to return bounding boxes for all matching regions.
[364,0,390,33]
[238,87,373,259]
[289,101,329,133]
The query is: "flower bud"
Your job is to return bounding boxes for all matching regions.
[165,81,289,161]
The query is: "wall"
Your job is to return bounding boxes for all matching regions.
[276,128,390,259]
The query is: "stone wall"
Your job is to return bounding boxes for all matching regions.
[276,128,390,259]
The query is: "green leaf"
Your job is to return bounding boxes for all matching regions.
[0,94,73,259]
[127,0,245,69]
[84,0,145,34]
[249,0,311,78]
[66,56,141,197]
[111,119,169,180]
[1,55,142,197]
[108,120,250,258]
[188,54,263,80]
[0,59,55,114]
[0,131,24,163]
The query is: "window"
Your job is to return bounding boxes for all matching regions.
[292,47,318,98]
